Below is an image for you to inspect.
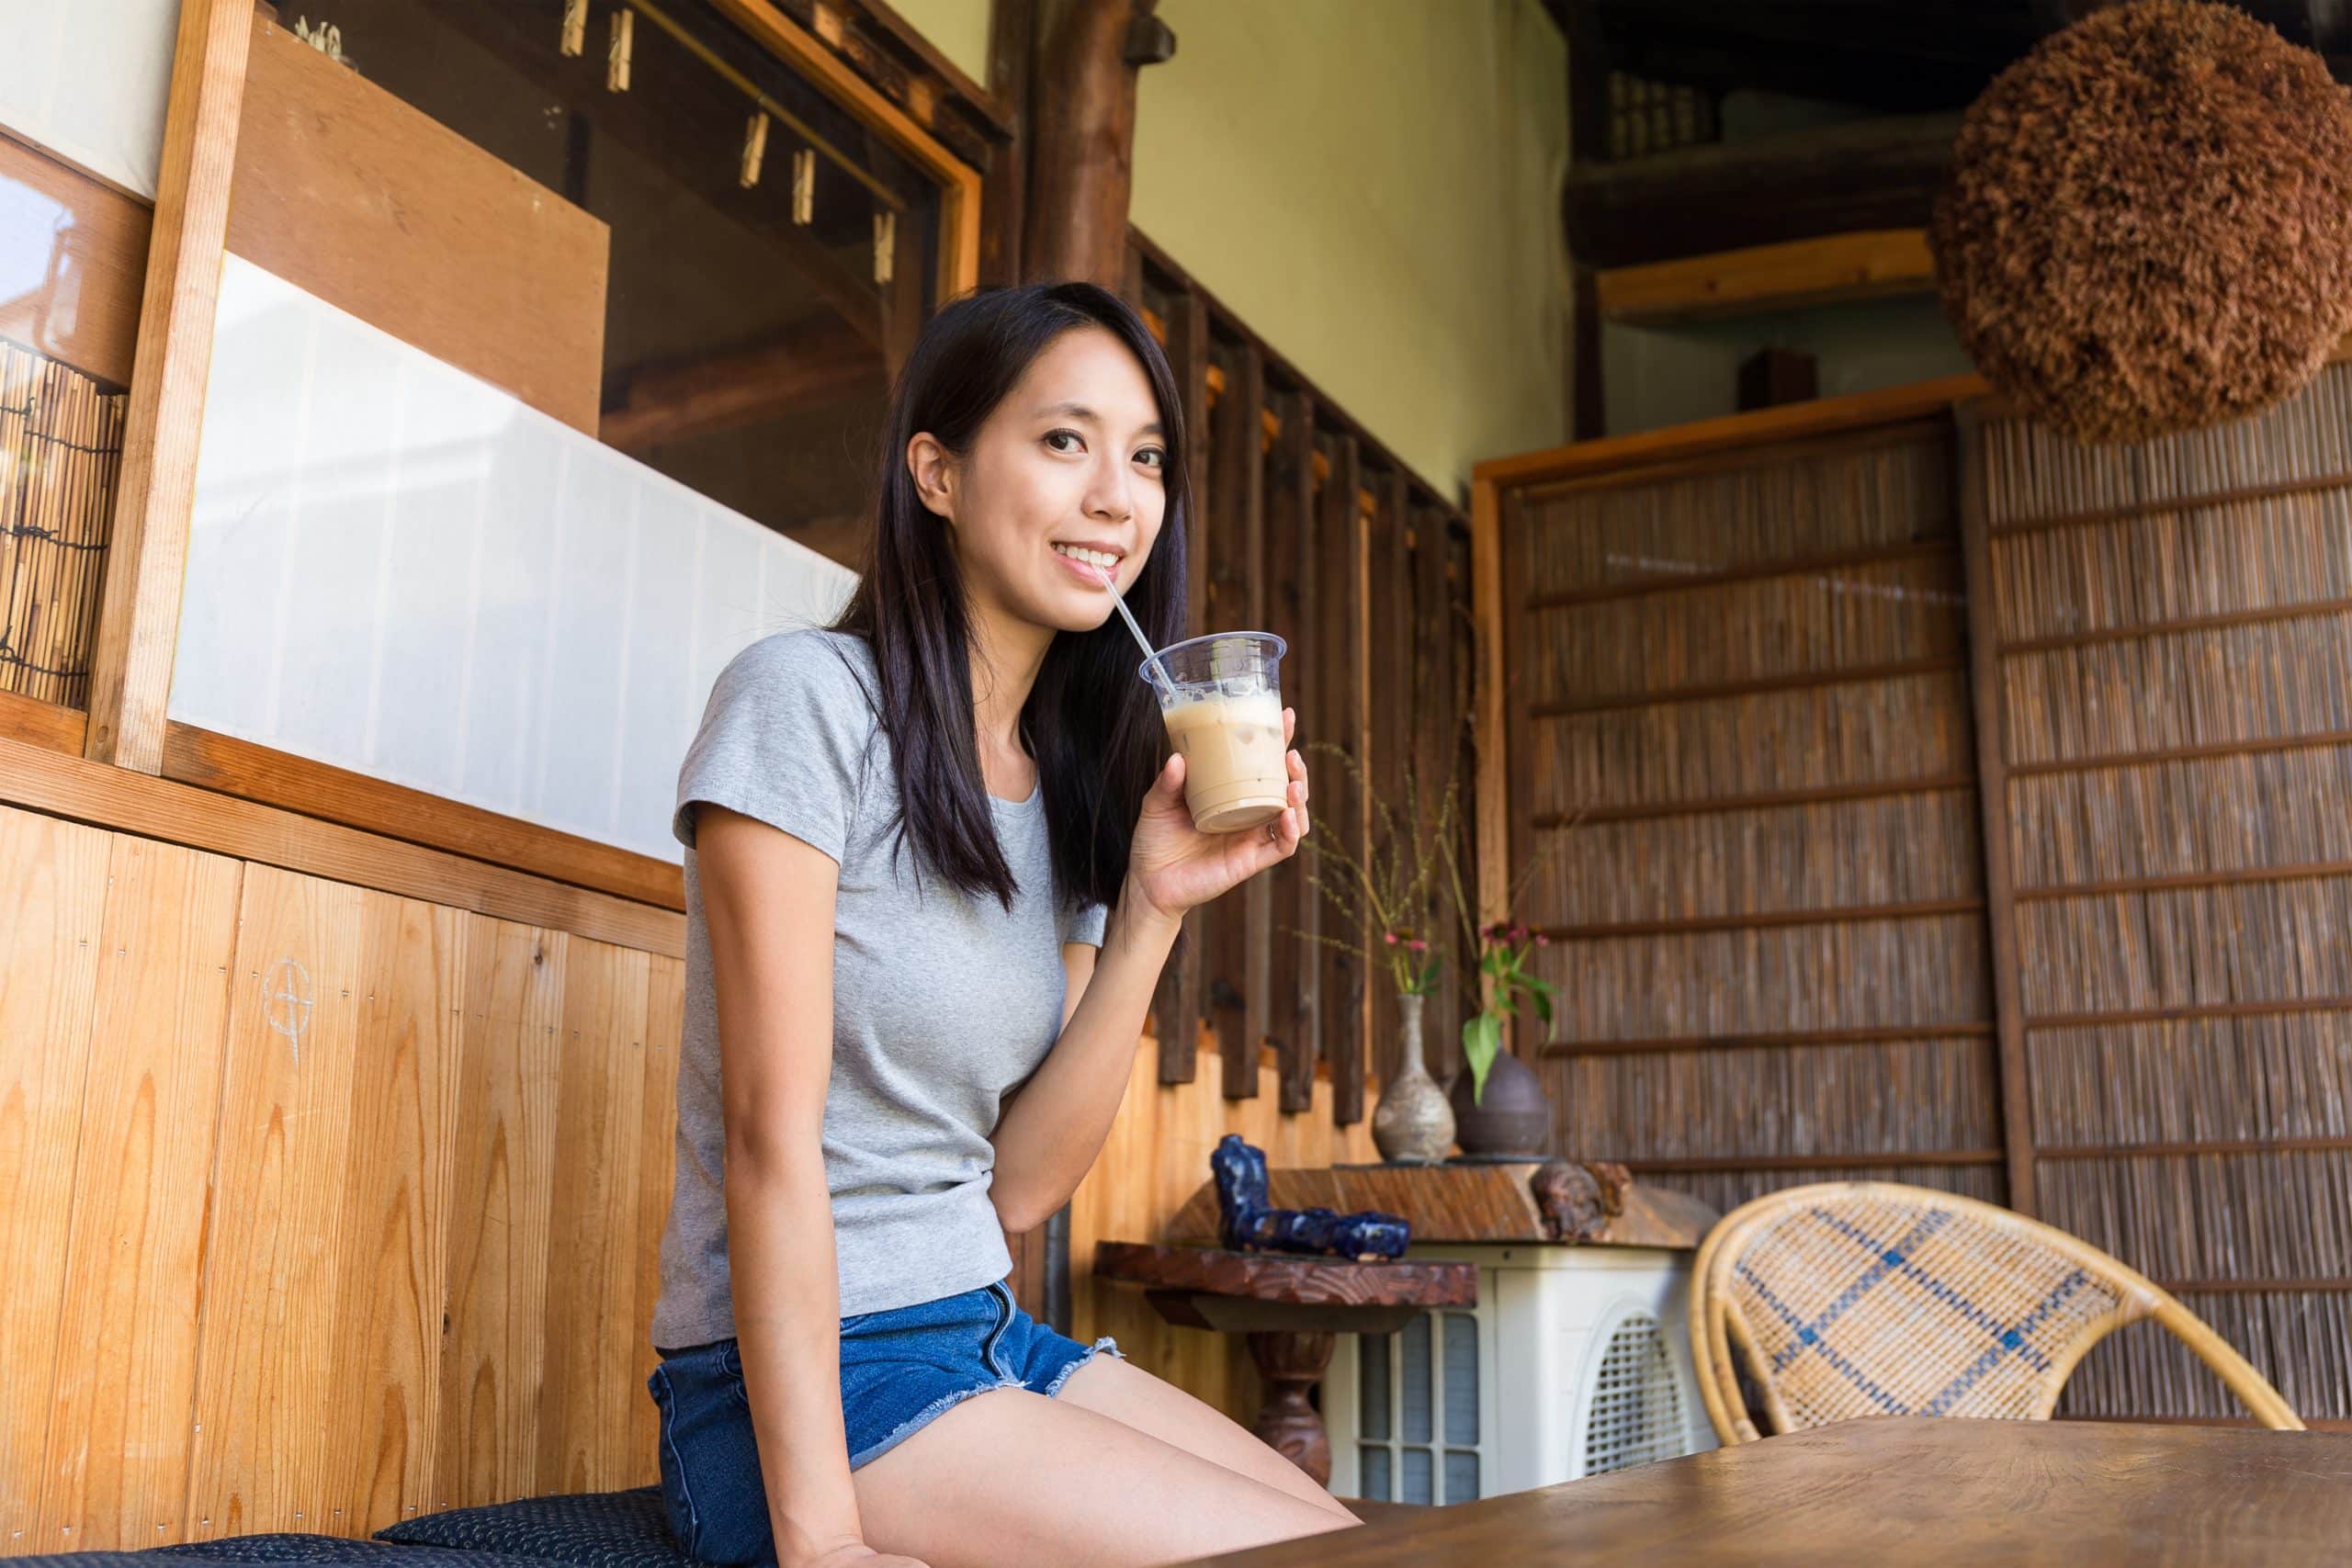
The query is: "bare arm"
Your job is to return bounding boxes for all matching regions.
[989,716,1311,1232]
[697,806,913,1568]
[989,889,1180,1232]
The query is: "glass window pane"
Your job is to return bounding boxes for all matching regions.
[1358,1333,1391,1441]
[1403,1447,1434,1506]
[1444,1450,1480,1505]
[1401,1313,1431,1444]
[1442,1313,1479,1446]
[1357,1446,1391,1503]
[292,0,942,569]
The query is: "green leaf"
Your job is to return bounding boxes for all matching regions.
[1462,1014,1502,1106]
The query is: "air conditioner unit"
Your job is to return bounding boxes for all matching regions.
[1323,1243,1716,1505]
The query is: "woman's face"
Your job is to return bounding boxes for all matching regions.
[912,325,1170,637]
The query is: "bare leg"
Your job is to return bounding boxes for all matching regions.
[852,1385,1353,1568]
[1051,1354,1359,1520]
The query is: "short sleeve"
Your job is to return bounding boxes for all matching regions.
[673,631,876,863]
[1064,899,1109,949]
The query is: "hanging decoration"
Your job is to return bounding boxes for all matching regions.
[741,111,769,188]
[560,0,587,58]
[1929,1,2352,445]
[607,7,634,92]
[873,211,896,287]
[792,148,816,224]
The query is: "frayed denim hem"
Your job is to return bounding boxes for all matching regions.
[1042,1336,1125,1401]
[846,1375,1023,1472]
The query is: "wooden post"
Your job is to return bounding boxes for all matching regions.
[1317,437,1368,1124]
[1268,389,1320,1111]
[1206,343,1266,1099]
[1154,285,1211,1084]
[1955,403,2037,1216]
[978,0,1034,288]
[1472,478,1510,934]
[1024,0,1173,287]
[84,0,254,773]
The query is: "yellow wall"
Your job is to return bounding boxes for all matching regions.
[889,0,993,85]
[1134,0,1568,497]
[893,1,1571,499]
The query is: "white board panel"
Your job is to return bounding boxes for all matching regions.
[0,0,177,198]
[174,256,858,863]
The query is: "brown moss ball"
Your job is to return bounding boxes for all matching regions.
[1929,1,2352,445]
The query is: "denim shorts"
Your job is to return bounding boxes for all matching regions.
[646,1278,1123,1564]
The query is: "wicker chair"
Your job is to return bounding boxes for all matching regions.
[1690,1181,2302,1443]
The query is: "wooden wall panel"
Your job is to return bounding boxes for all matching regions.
[1151,287,1211,1085]
[0,798,683,1551]
[1513,422,2002,1206]
[0,812,111,1547]
[1365,471,1413,1090]
[1313,436,1368,1124]
[1264,389,1319,1111]
[1202,343,1267,1099]
[1971,363,2352,1425]
[228,15,610,434]
[435,918,568,1511]
[34,837,242,1548]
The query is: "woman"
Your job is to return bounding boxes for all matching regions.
[645,282,1357,1568]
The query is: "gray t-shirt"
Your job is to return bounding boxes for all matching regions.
[650,628,1108,1346]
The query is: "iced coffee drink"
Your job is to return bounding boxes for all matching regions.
[1143,633,1291,833]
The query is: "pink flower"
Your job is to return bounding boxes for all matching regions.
[1534,933,1551,947]
[1509,923,1530,943]
[1383,931,1401,946]
[1407,939,1429,953]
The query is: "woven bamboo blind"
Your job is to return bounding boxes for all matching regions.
[1512,422,2007,1217]
[1970,367,2352,1425]
[0,336,125,708]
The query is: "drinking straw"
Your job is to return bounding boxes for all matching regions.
[1089,560,1175,697]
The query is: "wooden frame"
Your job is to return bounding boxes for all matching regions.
[1690,1181,2304,1445]
[1596,229,1936,325]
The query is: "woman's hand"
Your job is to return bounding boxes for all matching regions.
[1125,706,1311,926]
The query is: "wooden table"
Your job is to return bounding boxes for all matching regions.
[1174,1417,2352,1565]
[1091,1242,1476,1484]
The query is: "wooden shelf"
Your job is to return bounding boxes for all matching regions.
[1596,228,1937,326]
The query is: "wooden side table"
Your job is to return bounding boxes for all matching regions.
[1092,1242,1477,1484]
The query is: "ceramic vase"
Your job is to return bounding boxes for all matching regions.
[1371,992,1456,1165]
[1449,1035,1554,1159]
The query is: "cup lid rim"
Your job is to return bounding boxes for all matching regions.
[1136,630,1286,684]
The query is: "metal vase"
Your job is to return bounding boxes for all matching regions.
[1371,992,1456,1165]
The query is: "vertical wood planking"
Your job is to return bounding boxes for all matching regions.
[1365,470,1415,1089]
[1154,287,1212,1085]
[36,835,242,1549]
[1957,406,2034,1215]
[1204,343,1266,1099]
[1316,437,1369,1124]
[184,865,385,1536]
[1265,389,1319,1111]
[629,955,684,1487]
[536,938,653,1493]
[1413,503,1464,1078]
[0,811,111,1548]
[436,917,568,1510]
[1471,479,1510,932]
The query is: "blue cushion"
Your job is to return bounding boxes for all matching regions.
[370,1488,696,1568]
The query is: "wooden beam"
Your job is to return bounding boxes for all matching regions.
[601,320,885,451]
[1955,402,2036,1217]
[83,0,253,774]
[1024,0,1165,288]
[978,0,1033,288]
[160,722,685,912]
[1598,229,1936,325]
[1564,112,1959,270]
[0,732,684,958]
[1473,373,1987,491]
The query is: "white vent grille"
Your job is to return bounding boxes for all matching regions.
[1580,1312,1687,1476]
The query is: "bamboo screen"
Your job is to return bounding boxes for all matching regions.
[0,336,125,708]
[1510,422,2007,1216]
[1971,369,2352,1426]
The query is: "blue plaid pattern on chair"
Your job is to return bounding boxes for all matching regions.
[1690,1182,2304,1442]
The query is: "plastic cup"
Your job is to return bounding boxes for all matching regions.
[1142,632,1291,833]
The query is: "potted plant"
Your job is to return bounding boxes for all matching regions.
[1434,818,1563,1159]
[1295,747,1462,1165]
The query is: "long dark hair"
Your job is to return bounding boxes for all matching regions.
[833,282,1191,912]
